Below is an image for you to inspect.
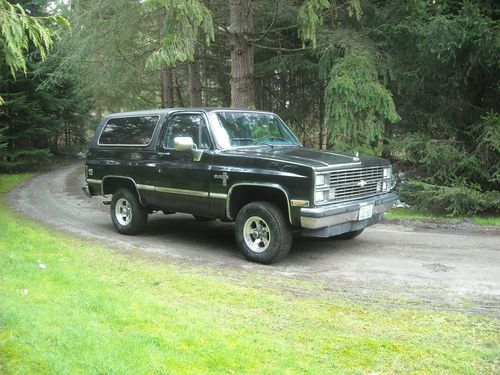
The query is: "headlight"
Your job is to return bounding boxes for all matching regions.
[315,190,329,203]
[383,166,394,191]
[383,166,391,178]
[315,174,326,186]
[314,173,330,204]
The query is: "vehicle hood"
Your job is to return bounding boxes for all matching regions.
[220,146,389,170]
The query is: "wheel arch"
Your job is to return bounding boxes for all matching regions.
[101,175,145,205]
[226,183,291,224]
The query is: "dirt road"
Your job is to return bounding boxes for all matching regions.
[7,162,500,315]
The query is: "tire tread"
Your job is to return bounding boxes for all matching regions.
[110,188,148,235]
[235,201,292,264]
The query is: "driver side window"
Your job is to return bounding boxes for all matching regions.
[164,114,211,149]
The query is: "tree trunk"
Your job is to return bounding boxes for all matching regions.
[229,0,254,108]
[158,11,174,108]
[319,92,326,149]
[174,73,185,107]
[64,123,69,151]
[161,67,174,107]
[53,132,58,154]
[188,55,202,107]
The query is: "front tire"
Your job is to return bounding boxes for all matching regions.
[110,188,148,235]
[235,201,292,264]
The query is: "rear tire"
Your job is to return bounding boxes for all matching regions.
[110,188,148,235]
[235,201,292,264]
[334,229,364,240]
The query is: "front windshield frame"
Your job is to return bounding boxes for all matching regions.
[208,110,302,150]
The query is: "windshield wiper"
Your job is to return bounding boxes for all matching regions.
[232,137,274,147]
[263,136,288,142]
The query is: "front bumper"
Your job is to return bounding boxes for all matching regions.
[300,192,398,236]
[82,184,92,198]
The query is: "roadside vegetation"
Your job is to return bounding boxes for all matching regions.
[1,175,499,374]
[1,0,499,218]
[385,208,500,227]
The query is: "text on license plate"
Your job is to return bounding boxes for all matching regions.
[358,204,374,220]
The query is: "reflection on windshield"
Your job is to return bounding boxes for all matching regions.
[211,112,300,149]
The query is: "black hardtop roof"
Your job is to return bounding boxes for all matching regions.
[103,107,274,119]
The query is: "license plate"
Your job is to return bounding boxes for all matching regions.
[358,204,373,220]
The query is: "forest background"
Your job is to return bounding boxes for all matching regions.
[0,0,498,216]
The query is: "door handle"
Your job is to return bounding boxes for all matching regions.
[158,152,171,157]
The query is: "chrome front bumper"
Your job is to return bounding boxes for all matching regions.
[300,192,398,230]
[82,184,92,198]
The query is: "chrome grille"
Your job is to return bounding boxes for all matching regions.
[329,166,385,202]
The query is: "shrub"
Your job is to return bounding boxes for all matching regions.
[397,180,499,216]
[394,112,499,216]
[0,148,52,172]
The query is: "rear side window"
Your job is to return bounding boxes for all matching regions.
[98,116,159,146]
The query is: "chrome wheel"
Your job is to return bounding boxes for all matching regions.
[243,216,271,253]
[115,198,132,226]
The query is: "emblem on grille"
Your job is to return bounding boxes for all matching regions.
[357,179,367,187]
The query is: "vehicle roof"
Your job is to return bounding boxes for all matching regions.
[103,107,275,118]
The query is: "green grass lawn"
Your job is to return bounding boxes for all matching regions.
[385,207,500,226]
[0,174,498,374]
[0,173,32,193]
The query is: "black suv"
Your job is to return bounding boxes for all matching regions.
[83,108,397,263]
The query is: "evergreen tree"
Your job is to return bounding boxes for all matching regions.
[0,0,91,171]
[0,0,69,150]
[1,0,497,213]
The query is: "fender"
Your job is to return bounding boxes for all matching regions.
[101,175,145,206]
[226,182,292,224]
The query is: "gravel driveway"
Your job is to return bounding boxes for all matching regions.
[7,162,500,316]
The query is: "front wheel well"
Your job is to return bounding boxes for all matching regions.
[228,185,290,223]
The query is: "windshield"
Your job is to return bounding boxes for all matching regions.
[210,111,301,149]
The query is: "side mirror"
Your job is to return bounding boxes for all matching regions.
[173,137,193,151]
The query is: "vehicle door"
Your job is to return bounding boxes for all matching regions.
[148,112,213,216]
